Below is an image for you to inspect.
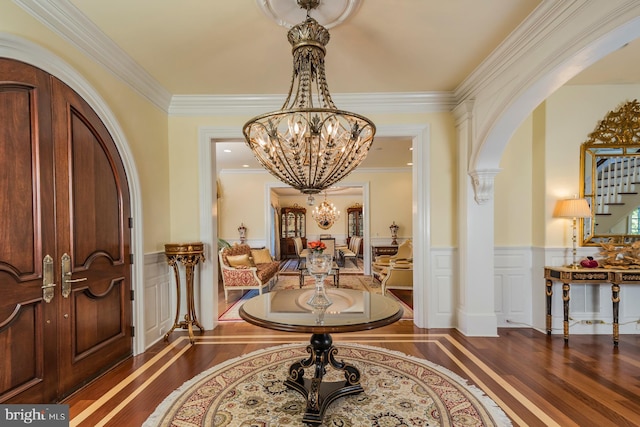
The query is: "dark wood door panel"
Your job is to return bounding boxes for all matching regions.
[0,59,57,403]
[0,300,46,402]
[72,277,127,357]
[1,60,132,402]
[70,111,123,263]
[51,78,132,399]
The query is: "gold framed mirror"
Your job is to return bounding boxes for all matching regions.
[580,99,640,246]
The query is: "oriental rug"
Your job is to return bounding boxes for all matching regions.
[143,343,512,427]
[219,275,413,321]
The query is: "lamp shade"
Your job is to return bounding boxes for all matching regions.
[553,198,592,218]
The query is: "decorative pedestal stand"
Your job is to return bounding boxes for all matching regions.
[164,242,205,344]
[285,332,363,425]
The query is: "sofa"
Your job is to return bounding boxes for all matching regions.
[218,244,280,302]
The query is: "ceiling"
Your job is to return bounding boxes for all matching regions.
[60,0,640,176]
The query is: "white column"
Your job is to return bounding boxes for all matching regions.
[454,101,499,336]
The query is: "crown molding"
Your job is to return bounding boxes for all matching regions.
[455,0,640,102]
[14,0,172,112]
[169,91,456,116]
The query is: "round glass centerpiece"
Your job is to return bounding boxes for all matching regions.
[306,251,333,310]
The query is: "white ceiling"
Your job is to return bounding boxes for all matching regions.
[54,1,640,173]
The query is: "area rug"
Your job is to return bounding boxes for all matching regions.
[142,343,512,427]
[219,275,413,321]
[279,258,365,275]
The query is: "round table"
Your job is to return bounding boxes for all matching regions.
[239,288,402,425]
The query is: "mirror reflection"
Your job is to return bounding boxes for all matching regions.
[581,99,640,246]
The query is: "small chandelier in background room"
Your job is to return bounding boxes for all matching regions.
[312,192,340,229]
[243,0,376,195]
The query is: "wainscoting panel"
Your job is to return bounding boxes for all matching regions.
[494,247,532,327]
[430,248,455,327]
[143,252,172,349]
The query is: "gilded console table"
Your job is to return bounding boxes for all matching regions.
[544,266,640,345]
[164,242,205,344]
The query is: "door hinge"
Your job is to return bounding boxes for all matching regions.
[131,326,135,337]
[130,289,135,301]
[129,253,134,264]
[128,217,133,228]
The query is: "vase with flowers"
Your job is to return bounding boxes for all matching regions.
[306,241,332,310]
[307,240,326,254]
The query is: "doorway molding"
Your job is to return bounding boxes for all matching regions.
[199,123,430,329]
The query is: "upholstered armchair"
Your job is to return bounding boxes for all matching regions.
[293,237,310,262]
[372,239,412,281]
[381,261,413,295]
[218,244,280,302]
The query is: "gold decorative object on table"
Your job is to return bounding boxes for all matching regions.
[164,242,205,344]
[598,241,640,269]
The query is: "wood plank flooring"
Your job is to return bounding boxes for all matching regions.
[62,286,640,427]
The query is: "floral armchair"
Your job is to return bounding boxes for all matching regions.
[218,244,280,302]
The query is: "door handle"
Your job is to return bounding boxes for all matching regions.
[61,253,87,298]
[42,254,55,303]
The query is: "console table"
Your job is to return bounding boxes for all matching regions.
[544,266,640,345]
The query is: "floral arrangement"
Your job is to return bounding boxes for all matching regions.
[307,241,326,253]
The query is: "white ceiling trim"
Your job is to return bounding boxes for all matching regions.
[169,91,456,116]
[14,0,172,112]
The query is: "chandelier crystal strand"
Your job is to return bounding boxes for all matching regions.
[243,1,375,194]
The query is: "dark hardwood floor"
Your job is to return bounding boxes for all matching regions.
[63,281,640,427]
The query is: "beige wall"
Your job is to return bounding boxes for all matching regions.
[543,85,640,248]
[12,0,635,255]
[169,112,457,248]
[2,2,171,253]
[216,169,413,245]
[495,116,533,246]
[494,84,640,249]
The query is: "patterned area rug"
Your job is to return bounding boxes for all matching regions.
[143,343,512,427]
[219,275,413,321]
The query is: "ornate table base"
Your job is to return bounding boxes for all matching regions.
[164,242,205,344]
[284,333,363,425]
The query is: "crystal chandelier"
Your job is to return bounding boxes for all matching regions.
[312,193,340,229]
[243,0,376,195]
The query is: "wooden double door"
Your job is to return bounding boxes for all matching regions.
[0,59,133,402]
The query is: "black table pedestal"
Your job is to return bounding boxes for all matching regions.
[284,333,363,425]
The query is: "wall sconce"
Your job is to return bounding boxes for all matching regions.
[238,223,247,244]
[389,221,399,245]
[553,197,592,268]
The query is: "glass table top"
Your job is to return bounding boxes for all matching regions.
[239,288,403,334]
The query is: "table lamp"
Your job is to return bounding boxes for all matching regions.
[553,197,592,268]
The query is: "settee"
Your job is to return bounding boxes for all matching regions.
[218,244,280,302]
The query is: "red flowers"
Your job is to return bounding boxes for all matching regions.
[308,241,326,252]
